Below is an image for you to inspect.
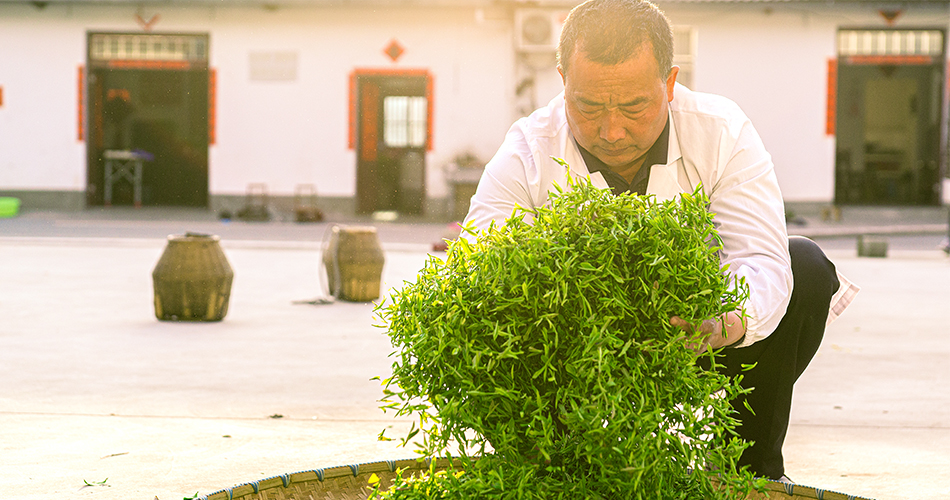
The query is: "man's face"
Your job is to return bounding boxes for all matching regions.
[560,43,678,169]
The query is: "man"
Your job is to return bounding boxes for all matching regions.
[463,0,858,481]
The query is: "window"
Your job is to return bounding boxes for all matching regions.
[673,26,696,89]
[383,96,427,148]
[838,29,944,57]
[89,33,209,63]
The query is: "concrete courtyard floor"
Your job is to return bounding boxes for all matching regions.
[0,210,948,500]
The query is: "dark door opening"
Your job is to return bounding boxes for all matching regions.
[354,71,430,215]
[834,29,945,206]
[86,33,210,207]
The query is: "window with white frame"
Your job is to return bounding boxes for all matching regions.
[673,26,696,89]
[383,96,427,148]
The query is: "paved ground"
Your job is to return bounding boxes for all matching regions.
[0,206,948,500]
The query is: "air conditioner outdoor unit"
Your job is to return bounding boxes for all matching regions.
[515,9,567,52]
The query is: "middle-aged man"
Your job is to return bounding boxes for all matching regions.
[463,0,858,481]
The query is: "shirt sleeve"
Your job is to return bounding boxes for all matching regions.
[462,123,537,236]
[708,117,793,347]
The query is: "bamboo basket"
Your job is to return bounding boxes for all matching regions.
[199,458,444,500]
[198,458,874,500]
[152,233,234,322]
[322,225,385,302]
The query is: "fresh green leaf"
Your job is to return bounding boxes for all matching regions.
[373,170,755,499]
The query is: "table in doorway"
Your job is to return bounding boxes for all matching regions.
[103,150,149,207]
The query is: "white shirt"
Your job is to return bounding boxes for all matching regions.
[464,83,855,346]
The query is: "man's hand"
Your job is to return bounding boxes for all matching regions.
[670,311,746,354]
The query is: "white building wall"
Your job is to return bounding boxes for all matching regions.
[0,4,87,190]
[662,3,949,203]
[2,1,947,207]
[662,5,838,202]
[209,4,515,199]
[0,2,516,203]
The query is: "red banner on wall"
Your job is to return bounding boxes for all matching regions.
[826,59,836,136]
[77,66,85,141]
[209,68,217,145]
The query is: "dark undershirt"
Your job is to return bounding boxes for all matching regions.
[577,118,670,196]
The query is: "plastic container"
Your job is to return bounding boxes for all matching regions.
[0,197,21,218]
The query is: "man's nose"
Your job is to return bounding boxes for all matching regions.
[599,109,626,143]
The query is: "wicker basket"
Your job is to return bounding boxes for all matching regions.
[198,458,874,500]
[199,458,445,500]
[322,225,385,302]
[152,233,233,322]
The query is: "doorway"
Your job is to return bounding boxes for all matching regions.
[86,32,210,207]
[353,70,431,215]
[834,29,945,206]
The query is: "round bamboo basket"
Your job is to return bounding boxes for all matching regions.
[322,225,385,302]
[199,458,446,500]
[197,458,874,500]
[152,233,234,322]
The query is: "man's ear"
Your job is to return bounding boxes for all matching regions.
[558,64,566,85]
[666,66,680,101]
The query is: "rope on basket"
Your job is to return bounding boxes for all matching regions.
[308,468,326,481]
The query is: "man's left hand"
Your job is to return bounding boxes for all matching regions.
[670,311,746,353]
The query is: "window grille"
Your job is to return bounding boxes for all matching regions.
[838,29,944,57]
[89,33,208,63]
[384,96,427,148]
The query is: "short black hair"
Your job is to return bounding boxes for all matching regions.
[558,0,674,78]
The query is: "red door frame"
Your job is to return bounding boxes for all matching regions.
[348,68,434,152]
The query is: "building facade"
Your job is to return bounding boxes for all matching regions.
[0,0,947,218]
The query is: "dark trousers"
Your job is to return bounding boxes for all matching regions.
[699,236,840,479]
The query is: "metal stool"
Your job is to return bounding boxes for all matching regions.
[103,150,149,207]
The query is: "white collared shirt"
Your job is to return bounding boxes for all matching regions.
[464,83,855,346]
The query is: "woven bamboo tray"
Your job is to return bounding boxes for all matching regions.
[198,458,874,500]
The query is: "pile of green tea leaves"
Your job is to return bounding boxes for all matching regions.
[373,171,759,499]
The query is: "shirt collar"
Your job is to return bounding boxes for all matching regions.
[577,116,670,195]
